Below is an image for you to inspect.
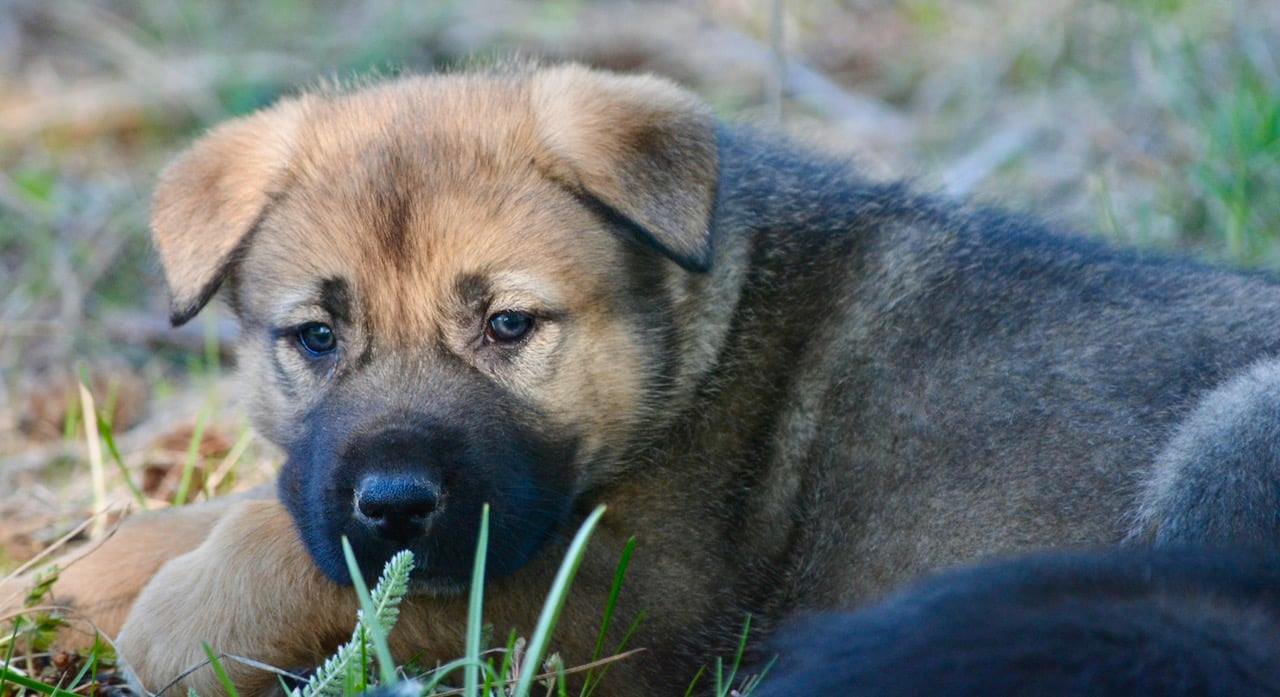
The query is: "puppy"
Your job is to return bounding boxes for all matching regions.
[23,64,1280,694]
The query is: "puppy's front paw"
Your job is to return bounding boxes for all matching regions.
[116,500,354,695]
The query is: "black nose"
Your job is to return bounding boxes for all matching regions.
[354,474,441,543]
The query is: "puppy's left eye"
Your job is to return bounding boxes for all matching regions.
[297,322,337,355]
[486,311,534,343]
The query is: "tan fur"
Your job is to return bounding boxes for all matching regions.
[531,65,718,268]
[188,67,721,483]
[114,501,356,694]
[152,98,312,323]
[113,501,634,695]
[29,65,726,695]
[0,487,272,650]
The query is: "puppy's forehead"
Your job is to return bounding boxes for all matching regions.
[298,76,541,175]
[244,77,619,332]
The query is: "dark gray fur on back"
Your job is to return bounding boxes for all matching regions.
[613,124,1280,678]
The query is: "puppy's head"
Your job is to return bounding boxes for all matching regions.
[150,65,719,589]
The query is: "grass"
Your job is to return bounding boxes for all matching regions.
[580,536,636,697]
[510,506,606,697]
[202,644,240,697]
[0,564,125,696]
[463,506,489,697]
[153,506,760,697]
[341,537,402,688]
[292,548,413,697]
[0,503,770,697]
[95,407,149,510]
[174,407,211,507]
[1186,65,1280,264]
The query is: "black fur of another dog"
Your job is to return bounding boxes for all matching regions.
[758,549,1280,696]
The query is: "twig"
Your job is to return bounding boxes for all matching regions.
[939,116,1041,197]
[0,508,106,589]
[422,648,647,697]
[0,388,218,484]
[0,510,123,610]
[204,428,254,496]
[76,384,108,538]
[440,1,909,142]
[697,18,907,138]
[148,652,308,694]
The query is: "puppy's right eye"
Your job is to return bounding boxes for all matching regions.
[486,310,534,343]
[297,322,337,355]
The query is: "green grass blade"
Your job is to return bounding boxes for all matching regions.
[583,537,637,695]
[358,625,369,692]
[96,411,147,509]
[420,657,496,691]
[67,637,104,691]
[344,653,358,696]
[341,537,398,686]
[174,407,209,506]
[202,643,241,697]
[77,381,107,530]
[61,392,80,442]
[682,666,706,697]
[590,536,635,663]
[497,628,518,685]
[0,620,19,696]
[513,505,607,697]
[203,312,221,379]
[206,427,253,498]
[102,378,121,429]
[0,665,80,696]
[464,504,490,697]
[582,610,646,697]
[580,535,635,696]
[719,614,752,696]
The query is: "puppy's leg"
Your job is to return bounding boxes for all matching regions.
[1131,359,1280,549]
[116,500,638,696]
[113,498,408,695]
[114,499,346,694]
[117,499,497,695]
[1,486,272,648]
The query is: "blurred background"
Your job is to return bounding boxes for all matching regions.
[1,0,1278,577]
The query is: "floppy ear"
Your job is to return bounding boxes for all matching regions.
[150,98,309,326]
[531,65,719,272]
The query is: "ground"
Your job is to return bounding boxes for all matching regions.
[1,0,1278,693]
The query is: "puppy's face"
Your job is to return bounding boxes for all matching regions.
[149,66,718,589]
